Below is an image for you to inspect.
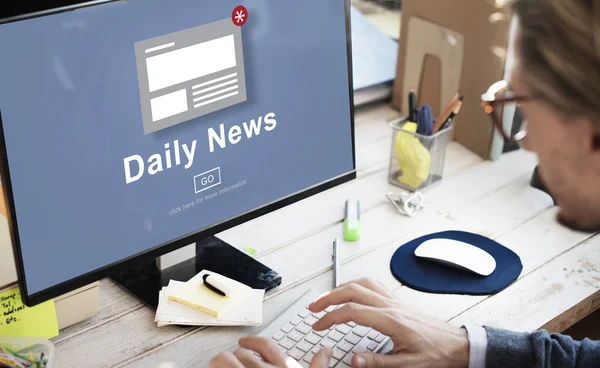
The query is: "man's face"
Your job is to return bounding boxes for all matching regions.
[510,66,600,232]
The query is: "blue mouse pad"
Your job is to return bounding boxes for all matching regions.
[390,230,523,295]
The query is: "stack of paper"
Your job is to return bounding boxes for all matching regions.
[155,270,264,327]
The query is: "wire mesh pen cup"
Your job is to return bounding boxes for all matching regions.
[388,117,452,192]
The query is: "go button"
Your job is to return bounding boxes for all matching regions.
[194,167,222,194]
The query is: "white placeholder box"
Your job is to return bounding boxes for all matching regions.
[150,89,188,122]
[134,18,247,134]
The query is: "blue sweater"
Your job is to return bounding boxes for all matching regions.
[485,326,600,367]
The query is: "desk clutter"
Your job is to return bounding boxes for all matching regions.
[385,190,425,217]
[0,337,54,368]
[388,90,463,192]
[155,270,264,327]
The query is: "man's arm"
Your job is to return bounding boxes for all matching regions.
[483,326,600,368]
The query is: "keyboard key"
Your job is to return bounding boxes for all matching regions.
[282,324,294,333]
[291,316,303,325]
[279,338,295,350]
[329,359,338,368]
[288,348,305,360]
[312,311,327,319]
[335,362,351,368]
[277,345,288,354]
[352,345,367,354]
[336,341,353,353]
[352,338,370,354]
[367,341,379,351]
[367,331,379,340]
[300,361,310,368]
[352,326,371,337]
[375,334,385,343]
[272,331,285,341]
[345,334,361,345]
[296,323,312,335]
[296,340,314,353]
[288,331,304,342]
[336,324,352,335]
[332,348,346,360]
[304,316,318,326]
[320,338,336,348]
[312,345,322,354]
[305,333,321,345]
[346,321,357,327]
[328,330,345,342]
[342,353,354,365]
[303,352,315,363]
[314,329,329,337]
[299,309,311,318]
[325,305,337,313]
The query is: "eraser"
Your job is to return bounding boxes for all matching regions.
[344,199,360,241]
[203,274,234,298]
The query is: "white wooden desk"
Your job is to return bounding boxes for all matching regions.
[51,102,600,367]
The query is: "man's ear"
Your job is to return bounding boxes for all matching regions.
[593,134,600,150]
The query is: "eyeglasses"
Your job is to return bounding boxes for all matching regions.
[481,80,531,142]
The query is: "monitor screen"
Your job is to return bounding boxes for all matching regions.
[0,0,355,304]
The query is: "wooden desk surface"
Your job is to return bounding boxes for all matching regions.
[51,103,600,367]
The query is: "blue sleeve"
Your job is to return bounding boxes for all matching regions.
[484,326,600,367]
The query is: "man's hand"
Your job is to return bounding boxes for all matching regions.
[308,278,470,368]
[209,336,332,368]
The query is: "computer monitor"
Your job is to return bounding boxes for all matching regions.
[0,0,356,307]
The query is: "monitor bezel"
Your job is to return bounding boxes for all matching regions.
[0,0,357,306]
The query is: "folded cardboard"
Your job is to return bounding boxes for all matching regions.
[392,0,512,159]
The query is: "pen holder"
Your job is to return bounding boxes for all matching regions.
[0,337,55,367]
[388,117,452,192]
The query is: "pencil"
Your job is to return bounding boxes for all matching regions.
[433,92,460,133]
[439,99,463,131]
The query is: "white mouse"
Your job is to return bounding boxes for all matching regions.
[414,238,496,276]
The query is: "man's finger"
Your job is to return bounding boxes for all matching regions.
[312,303,391,333]
[309,347,333,368]
[233,349,268,368]
[308,283,390,313]
[338,278,396,299]
[353,352,407,368]
[238,336,287,366]
[209,352,244,368]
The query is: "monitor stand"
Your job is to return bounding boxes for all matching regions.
[110,236,281,309]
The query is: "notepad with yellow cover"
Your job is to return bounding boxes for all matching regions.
[168,270,255,318]
[155,280,263,327]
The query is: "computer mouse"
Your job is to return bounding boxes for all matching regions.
[414,238,496,276]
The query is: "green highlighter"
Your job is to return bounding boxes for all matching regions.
[343,199,360,241]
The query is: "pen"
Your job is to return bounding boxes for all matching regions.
[332,237,340,289]
[408,89,417,122]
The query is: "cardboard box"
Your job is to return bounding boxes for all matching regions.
[392,0,512,159]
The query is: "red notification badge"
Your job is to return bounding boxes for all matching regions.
[232,6,248,26]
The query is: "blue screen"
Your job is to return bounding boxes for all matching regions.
[0,0,354,295]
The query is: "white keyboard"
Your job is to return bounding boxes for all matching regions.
[257,290,391,367]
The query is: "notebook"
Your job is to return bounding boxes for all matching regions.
[156,270,264,327]
[168,270,253,317]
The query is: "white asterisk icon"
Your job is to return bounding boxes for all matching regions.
[235,10,246,24]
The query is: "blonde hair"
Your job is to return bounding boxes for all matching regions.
[511,0,600,121]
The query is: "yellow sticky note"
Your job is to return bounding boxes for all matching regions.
[0,286,59,339]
